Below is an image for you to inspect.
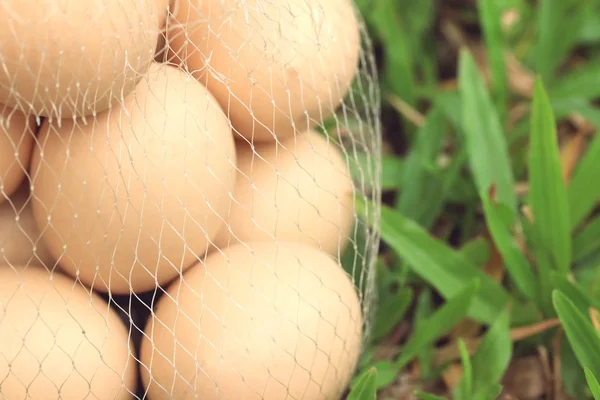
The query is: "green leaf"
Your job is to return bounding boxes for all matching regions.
[574,216,600,263]
[371,288,413,341]
[363,201,510,323]
[453,339,473,400]
[395,107,446,224]
[585,367,600,400]
[370,0,415,105]
[395,281,480,369]
[528,78,571,273]
[534,0,589,80]
[553,290,600,379]
[350,154,404,191]
[458,50,517,213]
[550,59,600,100]
[347,367,377,400]
[414,289,434,378]
[459,237,492,267]
[550,272,596,316]
[568,132,600,230]
[481,192,538,301]
[478,0,508,121]
[415,393,447,400]
[470,309,512,398]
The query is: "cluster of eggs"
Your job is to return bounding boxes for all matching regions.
[0,0,365,399]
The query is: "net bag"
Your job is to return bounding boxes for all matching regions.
[0,0,382,399]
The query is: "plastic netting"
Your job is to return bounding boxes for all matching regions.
[0,0,382,399]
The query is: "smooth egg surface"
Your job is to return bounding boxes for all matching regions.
[167,0,361,142]
[0,266,137,399]
[0,0,168,118]
[140,241,363,400]
[30,62,237,294]
[213,129,356,256]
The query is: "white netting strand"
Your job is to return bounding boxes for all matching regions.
[0,0,381,399]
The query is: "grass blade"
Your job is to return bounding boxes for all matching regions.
[347,367,377,400]
[568,132,600,230]
[415,394,447,400]
[350,154,404,191]
[362,201,510,323]
[371,288,413,342]
[553,290,600,379]
[396,280,480,368]
[395,107,446,223]
[528,78,571,273]
[458,50,517,213]
[550,59,600,100]
[470,309,512,398]
[453,339,474,400]
[573,216,600,263]
[481,191,538,301]
[550,272,597,316]
[585,367,600,400]
[478,0,508,122]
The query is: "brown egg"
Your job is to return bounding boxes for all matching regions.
[0,266,137,399]
[30,62,237,295]
[140,241,363,400]
[0,105,35,203]
[167,0,361,142]
[0,184,54,268]
[0,0,168,118]
[213,130,356,256]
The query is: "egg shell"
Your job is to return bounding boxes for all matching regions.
[30,62,237,295]
[0,184,54,268]
[167,0,361,142]
[0,266,137,399]
[0,105,35,202]
[140,241,363,400]
[0,0,168,118]
[213,129,356,256]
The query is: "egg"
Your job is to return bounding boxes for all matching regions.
[0,184,54,268]
[140,241,363,400]
[0,0,168,118]
[0,105,35,203]
[30,62,237,295]
[213,129,356,256]
[0,266,137,399]
[167,0,361,142]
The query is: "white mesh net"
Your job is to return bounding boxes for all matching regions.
[0,0,381,399]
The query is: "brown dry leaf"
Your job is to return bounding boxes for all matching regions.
[441,362,463,392]
[501,356,547,400]
[435,319,560,366]
[560,133,585,185]
[387,93,426,128]
[449,319,482,342]
[537,346,553,399]
[590,308,600,331]
[501,8,520,31]
[482,230,506,283]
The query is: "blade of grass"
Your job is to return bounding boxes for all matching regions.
[347,367,377,400]
[458,50,517,214]
[478,0,508,122]
[350,154,404,191]
[415,289,435,378]
[481,191,538,301]
[362,282,479,390]
[585,367,600,400]
[574,216,600,263]
[553,290,600,379]
[459,237,492,267]
[568,132,600,230]
[550,59,600,100]
[415,393,447,400]
[370,288,413,342]
[550,272,597,316]
[534,0,589,81]
[358,200,510,323]
[471,309,512,399]
[453,339,473,400]
[370,0,415,106]
[528,78,571,273]
[395,107,446,222]
[395,280,480,368]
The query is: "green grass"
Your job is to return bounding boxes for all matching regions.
[348,0,600,398]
